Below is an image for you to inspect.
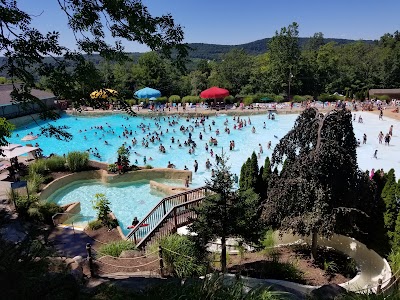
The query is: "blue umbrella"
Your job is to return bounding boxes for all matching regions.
[134,87,161,99]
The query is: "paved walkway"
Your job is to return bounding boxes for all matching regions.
[48,227,93,257]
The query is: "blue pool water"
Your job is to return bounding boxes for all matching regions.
[48,179,166,235]
[10,111,400,233]
[9,112,299,186]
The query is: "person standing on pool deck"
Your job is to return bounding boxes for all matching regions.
[185,176,189,188]
[194,160,198,173]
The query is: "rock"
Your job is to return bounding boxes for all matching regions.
[73,255,84,264]
[119,250,143,258]
[310,284,347,300]
[69,261,84,281]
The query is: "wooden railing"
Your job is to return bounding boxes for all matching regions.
[135,197,205,249]
[126,186,207,243]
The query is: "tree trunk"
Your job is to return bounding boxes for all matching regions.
[311,230,318,261]
[221,235,227,273]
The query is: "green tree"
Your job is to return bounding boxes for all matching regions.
[267,22,301,95]
[304,32,325,51]
[218,49,254,95]
[190,154,261,272]
[262,108,375,259]
[239,152,259,192]
[92,193,112,227]
[0,0,187,143]
[382,169,400,239]
[259,156,272,199]
[117,145,130,172]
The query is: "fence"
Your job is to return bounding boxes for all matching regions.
[126,186,207,246]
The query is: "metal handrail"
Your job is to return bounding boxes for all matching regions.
[134,197,206,249]
[52,212,82,233]
[125,186,207,240]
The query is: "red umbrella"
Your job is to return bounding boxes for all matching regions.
[200,87,229,99]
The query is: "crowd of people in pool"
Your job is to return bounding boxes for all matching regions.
[354,111,395,160]
[70,114,278,174]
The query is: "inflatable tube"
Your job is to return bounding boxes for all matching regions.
[127,223,149,229]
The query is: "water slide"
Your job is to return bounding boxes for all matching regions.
[266,232,392,294]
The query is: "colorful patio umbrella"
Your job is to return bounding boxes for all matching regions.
[200,87,229,99]
[134,87,161,99]
[90,89,118,99]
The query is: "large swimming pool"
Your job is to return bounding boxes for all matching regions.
[9,112,299,186]
[9,111,400,233]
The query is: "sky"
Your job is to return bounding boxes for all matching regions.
[17,0,400,53]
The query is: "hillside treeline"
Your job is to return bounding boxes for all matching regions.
[32,23,400,101]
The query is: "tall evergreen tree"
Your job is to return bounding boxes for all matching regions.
[382,169,400,239]
[190,154,261,272]
[239,152,259,191]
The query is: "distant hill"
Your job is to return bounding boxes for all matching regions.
[0,37,375,77]
[186,37,375,60]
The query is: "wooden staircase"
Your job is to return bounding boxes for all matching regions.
[126,186,207,249]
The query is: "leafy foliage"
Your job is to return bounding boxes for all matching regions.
[92,193,112,227]
[15,194,62,224]
[190,153,263,272]
[44,155,66,172]
[86,274,289,299]
[87,219,103,230]
[382,169,400,237]
[262,108,376,258]
[98,240,136,257]
[117,144,130,172]
[159,234,206,278]
[66,151,89,172]
[0,237,80,299]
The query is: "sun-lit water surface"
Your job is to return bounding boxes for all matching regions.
[9,111,400,232]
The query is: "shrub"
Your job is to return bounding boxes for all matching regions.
[28,172,45,193]
[144,164,153,169]
[242,96,254,106]
[42,175,54,184]
[98,240,136,257]
[92,193,112,227]
[376,94,390,101]
[159,234,206,278]
[29,159,47,175]
[37,202,63,224]
[224,95,234,104]
[87,219,103,230]
[15,195,36,217]
[292,95,305,102]
[169,95,181,103]
[182,96,200,104]
[107,163,118,173]
[274,95,285,102]
[389,250,400,275]
[117,145,130,172]
[66,151,89,172]
[45,155,66,172]
[157,96,168,104]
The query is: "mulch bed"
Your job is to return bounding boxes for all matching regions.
[227,245,358,286]
[83,226,160,276]
[84,226,122,246]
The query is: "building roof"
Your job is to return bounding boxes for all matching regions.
[369,88,400,95]
[0,84,54,106]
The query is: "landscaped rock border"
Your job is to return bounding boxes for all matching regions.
[40,168,192,201]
